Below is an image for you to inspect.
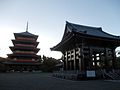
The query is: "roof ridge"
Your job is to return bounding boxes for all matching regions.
[14,31,38,37]
[66,21,120,39]
[66,21,101,30]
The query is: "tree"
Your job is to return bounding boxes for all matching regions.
[41,55,61,72]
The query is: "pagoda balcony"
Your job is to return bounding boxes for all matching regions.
[10,46,40,53]
[13,40,36,44]
[15,59,36,62]
[15,44,36,48]
[7,54,39,58]
[16,37,36,41]
[14,51,36,54]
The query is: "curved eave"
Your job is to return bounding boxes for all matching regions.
[7,54,39,58]
[13,52,36,55]
[13,41,39,47]
[76,31,120,42]
[3,61,41,65]
[12,39,37,44]
[35,42,39,47]
[14,32,38,40]
[9,46,40,52]
[36,48,40,53]
[51,31,120,52]
[14,35,38,40]
[51,34,74,52]
[75,31,120,47]
[12,40,39,46]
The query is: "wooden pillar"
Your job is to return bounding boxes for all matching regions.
[68,50,71,70]
[111,48,116,69]
[73,49,76,70]
[94,53,97,69]
[79,57,81,71]
[89,48,93,69]
[76,47,81,71]
[69,61,71,70]
[99,53,102,67]
[81,42,84,71]
[104,48,108,70]
[75,47,80,70]
[63,53,66,70]
[65,51,68,70]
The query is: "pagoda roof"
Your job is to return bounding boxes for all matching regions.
[7,54,39,59]
[14,31,38,38]
[3,61,41,65]
[66,21,120,39]
[9,46,40,53]
[12,40,39,47]
[51,21,120,51]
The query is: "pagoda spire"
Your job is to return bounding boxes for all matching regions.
[26,21,28,32]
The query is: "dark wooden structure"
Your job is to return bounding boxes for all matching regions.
[6,30,41,71]
[51,21,120,79]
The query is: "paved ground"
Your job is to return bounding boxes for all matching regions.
[0,72,120,90]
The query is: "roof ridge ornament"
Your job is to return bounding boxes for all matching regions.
[26,21,28,32]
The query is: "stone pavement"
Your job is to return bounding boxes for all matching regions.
[0,72,120,90]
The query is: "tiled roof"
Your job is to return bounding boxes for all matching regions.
[14,31,38,37]
[66,21,120,39]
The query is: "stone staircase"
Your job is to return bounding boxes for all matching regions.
[104,70,120,80]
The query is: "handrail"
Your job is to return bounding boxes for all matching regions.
[15,44,35,47]
[17,37,35,41]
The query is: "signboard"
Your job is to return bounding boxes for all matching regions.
[86,70,96,77]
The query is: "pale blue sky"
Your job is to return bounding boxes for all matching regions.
[0,0,120,59]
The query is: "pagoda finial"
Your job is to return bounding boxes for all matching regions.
[26,21,28,32]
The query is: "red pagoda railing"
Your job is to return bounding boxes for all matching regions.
[16,59,36,62]
[17,37,36,41]
[15,51,35,54]
[15,44,36,47]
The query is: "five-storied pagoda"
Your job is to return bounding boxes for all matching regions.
[7,22,40,71]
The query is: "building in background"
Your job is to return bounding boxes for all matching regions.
[51,21,120,79]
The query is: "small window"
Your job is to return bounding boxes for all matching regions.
[97,62,100,66]
[96,54,99,56]
[96,57,100,60]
